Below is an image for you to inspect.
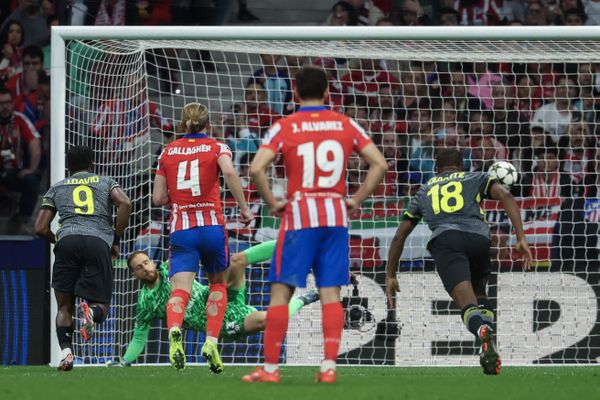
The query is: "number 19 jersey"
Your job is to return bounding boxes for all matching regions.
[404,171,497,241]
[262,106,372,231]
[156,133,232,233]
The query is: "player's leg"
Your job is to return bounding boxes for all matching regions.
[199,226,231,373]
[243,230,315,382]
[467,234,500,375]
[242,289,320,335]
[312,227,351,383]
[167,228,201,370]
[228,240,277,289]
[51,236,83,371]
[76,236,113,341]
[54,290,76,371]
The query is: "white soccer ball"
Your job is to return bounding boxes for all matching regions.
[488,161,518,189]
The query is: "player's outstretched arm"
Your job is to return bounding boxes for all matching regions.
[386,219,417,308]
[490,182,533,270]
[107,325,150,367]
[350,143,388,211]
[217,154,254,224]
[34,208,57,244]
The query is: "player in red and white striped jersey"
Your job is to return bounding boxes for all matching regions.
[242,65,387,383]
[152,102,254,373]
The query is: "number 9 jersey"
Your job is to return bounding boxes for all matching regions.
[156,133,232,233]
[41,171,120,248]
[262,106,372,231]
[403,171,498,243]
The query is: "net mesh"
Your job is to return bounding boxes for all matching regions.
[60,37,600,366]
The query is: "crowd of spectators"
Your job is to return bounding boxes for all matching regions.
[1,0,600,237]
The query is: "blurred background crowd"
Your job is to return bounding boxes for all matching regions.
[1,0,599,240]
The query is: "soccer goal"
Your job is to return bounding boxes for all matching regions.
[50,26,600,367]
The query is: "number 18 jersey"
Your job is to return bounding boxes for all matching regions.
[404,171,497,241]
[156,133,232,233]
[262,106,372,231]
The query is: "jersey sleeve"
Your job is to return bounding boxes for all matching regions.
[133,295,153,331]
[402,188,424,222]
[260,121,284,154]
[121,324,150,363]
[348,117,372,153]
[41,185,56,210]
[479,173,498,199]
[107,177,121,193]
[216,142,233,159]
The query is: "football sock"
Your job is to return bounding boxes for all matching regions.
[288,298,304,317]
[320,359,336,373]
[244,240,277,264]
[166,289,190,331]
[89,304,106,323]
[263,304,289,367]
[56,326,73,352]
[477,298,495,321]
[322,302,344,364]
[461,304,493,337]
[206,283,228,341]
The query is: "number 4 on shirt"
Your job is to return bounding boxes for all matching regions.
[177,159,201,196]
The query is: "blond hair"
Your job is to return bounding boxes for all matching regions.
[181,102,209,133]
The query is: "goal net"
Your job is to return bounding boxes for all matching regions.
[51,26,600,367]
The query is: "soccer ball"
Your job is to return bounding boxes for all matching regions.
[488,161,518,189]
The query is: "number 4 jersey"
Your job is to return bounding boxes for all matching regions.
[156,133,232,233]
[262,106,372,231]
[42,171,120,248]
[404,171,498,242]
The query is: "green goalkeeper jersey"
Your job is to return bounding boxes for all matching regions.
[122,262,256,363]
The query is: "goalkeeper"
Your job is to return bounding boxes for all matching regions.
[108,241,316,366]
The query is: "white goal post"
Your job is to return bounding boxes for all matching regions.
[50,26,600,368]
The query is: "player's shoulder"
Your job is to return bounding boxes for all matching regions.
[464,171,490,183]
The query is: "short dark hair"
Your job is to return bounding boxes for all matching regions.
[22,45,43,63]
[295,65,328,101]
[67,145,94,173]
[127,250,147,270]
[435,148,464,170]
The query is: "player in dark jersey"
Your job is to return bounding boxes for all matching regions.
[386,148,532,375]
[34,146,132,371]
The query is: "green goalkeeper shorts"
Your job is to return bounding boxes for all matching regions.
[221,285,257,340]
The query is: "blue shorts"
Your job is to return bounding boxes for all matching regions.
[269,227,349,288]
[169,226,229,277]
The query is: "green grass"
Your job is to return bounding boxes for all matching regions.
[1,365,599,400]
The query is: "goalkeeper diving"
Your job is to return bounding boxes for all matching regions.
[107,240,318,366]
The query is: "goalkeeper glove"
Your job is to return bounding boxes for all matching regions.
[106,358,131,367]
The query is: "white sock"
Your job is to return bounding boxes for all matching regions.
[61,348,72,359]
[207,335,218,344]
[320,360,336,373]
[264,363,279,373]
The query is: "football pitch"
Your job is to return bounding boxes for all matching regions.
[2,366,599,400]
